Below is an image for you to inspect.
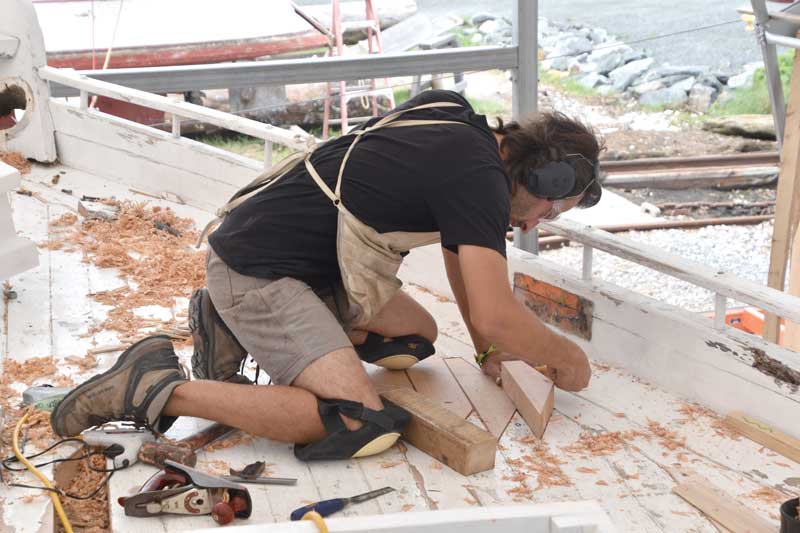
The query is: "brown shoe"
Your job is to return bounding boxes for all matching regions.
[50,335,187,437]
[189,288,249,382]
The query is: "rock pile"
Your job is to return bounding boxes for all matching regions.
[464,13,761,113]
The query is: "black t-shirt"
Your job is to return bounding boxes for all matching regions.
[209,90,511,289]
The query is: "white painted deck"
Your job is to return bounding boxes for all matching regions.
[1,162,796,532]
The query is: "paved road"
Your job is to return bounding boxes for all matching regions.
[416,0,761,73]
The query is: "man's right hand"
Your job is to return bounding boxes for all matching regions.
[550,336,591,392]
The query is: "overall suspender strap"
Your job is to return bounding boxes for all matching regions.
[201,100,471,246]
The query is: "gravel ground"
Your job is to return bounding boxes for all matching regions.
[540,221,774,313]
[295,0,759,73]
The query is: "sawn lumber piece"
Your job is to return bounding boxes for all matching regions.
[673,473,773,533]
[406,355,473,419]
[500,360,554,438]
[444,357,515,439]
[381,388,496,476]
[724,411,800,464]
[77,199,119,221]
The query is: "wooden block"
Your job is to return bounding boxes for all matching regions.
[444,357,516,439]
[724,411,800,464]
[673,473,773,533]
[500,360,554,438]
[78,199,119,221]
[381,388,496,476]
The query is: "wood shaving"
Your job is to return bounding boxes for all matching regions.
[506,439,572,491]
[65,352,99,373]
[401,504,414,512]
[748,486,789,506]
[60,202,205,338]
[576,467,598,474]
[50,213,78,227]
[0,151,31,174]
[646,420,686,450]
[198,459,230,476]
[562,431,635,457]
[20,494,46,504]
[407,282,452,303]
[56,452,110,532]
[2,356,58,385]
[595,480,608,486]
[430,461,443,470]
[380,461,402,469]
[204,431,255,451]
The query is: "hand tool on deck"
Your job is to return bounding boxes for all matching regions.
[82,425,155,468]
[290,487,395,521]
[223,460,297,485]
[138,423,237,468]
[118,460,252,525]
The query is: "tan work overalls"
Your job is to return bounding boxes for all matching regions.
[205,101,468,329]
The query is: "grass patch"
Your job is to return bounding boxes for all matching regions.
[199,134,292,164]
[709,51,793,116]
[540,68,598,98]
[450,26,479,48]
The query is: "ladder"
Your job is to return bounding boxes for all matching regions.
[322,0,395,138]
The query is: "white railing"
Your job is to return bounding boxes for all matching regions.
[541,218,800,329]
[38,66,316,169]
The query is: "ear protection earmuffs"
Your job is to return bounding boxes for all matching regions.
[526,160,578,199]
[525,154,600,200]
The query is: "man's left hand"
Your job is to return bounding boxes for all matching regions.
[480,350,555,385]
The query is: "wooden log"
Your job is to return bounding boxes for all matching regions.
[500,361,554,439]
[381,388,496,476]
[602,166,777,190]
[673,473,773,533]
[723,411,800,463]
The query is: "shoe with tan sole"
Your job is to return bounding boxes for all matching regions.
[50,335,187,437]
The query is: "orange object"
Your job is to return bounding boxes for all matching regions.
[706,307,785,344]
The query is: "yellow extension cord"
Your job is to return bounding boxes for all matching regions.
[302,511,330,532]
[12,409,74,533]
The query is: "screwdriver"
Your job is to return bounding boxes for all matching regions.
[290,487,395,521]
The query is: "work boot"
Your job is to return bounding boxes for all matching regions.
[50,335,187,437]
[189,288,249,383]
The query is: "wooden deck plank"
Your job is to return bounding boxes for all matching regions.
[444,357,515,440]
[406,355,473,419]
[354,444,428,515]
[6,193,51,362]
[7,163,793,533]
[47,203,94,378]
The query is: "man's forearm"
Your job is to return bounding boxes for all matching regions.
[442,248,490,352]
[482,297,564,369]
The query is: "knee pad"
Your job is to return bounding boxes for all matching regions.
[355,333,435,369]
[294,398,410,461]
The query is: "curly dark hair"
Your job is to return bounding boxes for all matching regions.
[492,112,605,208]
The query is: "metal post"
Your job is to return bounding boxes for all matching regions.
[79,90,88,109]
[582,245,593,281]
[171,115,180,138]
[512,0,539,253]
[751,0,786,146]
[264,141,273,170]
[714,293,727,330]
